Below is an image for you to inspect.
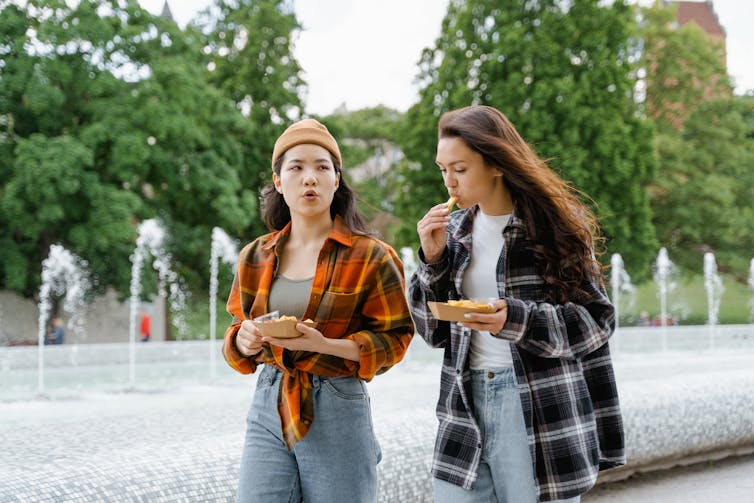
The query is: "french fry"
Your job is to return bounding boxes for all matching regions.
[446,196,456,211]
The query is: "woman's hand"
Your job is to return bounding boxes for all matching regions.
[261,322,327,353]
[236,320,264,357]
[417,202,451,263]
[263,323,361,361]
[458,299,508,334]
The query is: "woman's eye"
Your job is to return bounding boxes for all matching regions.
[318,165,331,170]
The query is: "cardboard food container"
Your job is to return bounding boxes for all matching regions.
[252,318,317,339]
[427,301,496,322]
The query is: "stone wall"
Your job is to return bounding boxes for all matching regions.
[0,289,165,345]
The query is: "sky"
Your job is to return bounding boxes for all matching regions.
[138,0,754,116]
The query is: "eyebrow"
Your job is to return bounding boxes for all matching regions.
[435,160,465,167]
[286,157,332,164]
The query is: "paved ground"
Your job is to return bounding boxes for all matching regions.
[2,333,754,501]
[585,454,754,502]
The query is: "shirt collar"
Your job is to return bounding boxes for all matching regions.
[451,204,525,244]
[261,215,354,251]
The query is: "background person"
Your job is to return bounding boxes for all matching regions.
[223,119,414,503]
[409,105,625,502]
[49,317,65,345]
[139,310,151,342]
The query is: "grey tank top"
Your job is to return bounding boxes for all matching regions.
[268,275,313,319]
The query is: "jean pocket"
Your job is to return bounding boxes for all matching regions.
[254,365,278,390]
[321,376,367,400]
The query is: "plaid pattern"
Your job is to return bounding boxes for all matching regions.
[223,217,414,449]
[408,206,625,501]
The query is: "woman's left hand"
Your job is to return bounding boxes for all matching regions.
[458,299,508,334]
[261,322,326,353]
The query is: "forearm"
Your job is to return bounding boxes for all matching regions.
[320,337,360,362]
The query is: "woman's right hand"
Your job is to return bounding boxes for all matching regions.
[235,320,264,357]
[417,202,451,263]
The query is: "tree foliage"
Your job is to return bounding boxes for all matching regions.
[195,0,305,237]
[650,96,754,278]
[393,0,657,276]
[0,0,301,298]
[319,106,406,241]
[638,1,731,132]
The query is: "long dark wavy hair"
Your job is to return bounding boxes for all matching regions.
[261,152,373,236]
[438,105,605,302]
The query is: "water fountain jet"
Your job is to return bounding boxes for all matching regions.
[703,252,724,349]
[653,248,676,351]
[128,219,187,388]
[36,244,90,394]
[209,227,238,380]
[609,253,635,349]
[400,247,418,283]
[749,258,754,323]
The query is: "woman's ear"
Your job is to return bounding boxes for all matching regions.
[273,172,282,194]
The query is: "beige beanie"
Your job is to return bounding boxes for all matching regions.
[271,119,342,169]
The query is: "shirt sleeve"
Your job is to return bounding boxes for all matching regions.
[342,247,414,380]
[221,253,258,375]
[407,247,452,348]
[496,276,615,360]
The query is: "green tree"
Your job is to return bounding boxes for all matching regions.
[638,1,731,132]
[319,106,406,241]
[0,1,256,298]
[394,0,657,277]
[195,0,306,237]
[651,96,754,277]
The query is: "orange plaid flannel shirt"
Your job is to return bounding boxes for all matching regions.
[222,216,414,449]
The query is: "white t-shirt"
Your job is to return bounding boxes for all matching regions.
[462,211,513,369]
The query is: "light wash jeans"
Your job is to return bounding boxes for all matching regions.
[433,368,580,503]
[236,365,381,503]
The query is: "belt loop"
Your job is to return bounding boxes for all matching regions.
[312,374,320,389]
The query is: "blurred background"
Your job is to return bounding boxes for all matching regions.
[1,0,753,343]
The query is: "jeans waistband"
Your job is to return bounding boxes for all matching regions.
[470,367,516,385]
[260,364,356,384]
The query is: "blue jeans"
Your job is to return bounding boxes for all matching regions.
[237,365,381,503]
[433,368,580,503]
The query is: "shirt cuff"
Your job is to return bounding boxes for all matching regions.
[497,297,528,343]
[222,328,257,374]
[416,248,449,286]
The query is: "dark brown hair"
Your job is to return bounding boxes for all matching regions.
[261,153,373,236]
[438,105,604,301]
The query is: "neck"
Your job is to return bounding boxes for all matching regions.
[289,214,333,246]
[479,179,514,215]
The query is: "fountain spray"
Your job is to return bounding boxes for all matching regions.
[209,227,238,380]
[128,219,187,388]
[703,252,724,349]
[37,245,90,394]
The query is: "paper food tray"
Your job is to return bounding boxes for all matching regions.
[252,318,317,339]
[427,301,496,322]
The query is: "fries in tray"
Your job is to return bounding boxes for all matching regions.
[427,300,496,322]
[252,314,317,339]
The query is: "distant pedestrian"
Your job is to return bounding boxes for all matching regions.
[140,310,151,342]
[49,317,65,345]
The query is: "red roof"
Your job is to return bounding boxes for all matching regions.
[674,1,726,38]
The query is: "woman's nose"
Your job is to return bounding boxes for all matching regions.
[303,172,317,185]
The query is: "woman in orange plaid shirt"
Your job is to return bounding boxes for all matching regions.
[222,119,414,503]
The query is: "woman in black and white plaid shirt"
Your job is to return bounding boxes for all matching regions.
[409,105,625,503]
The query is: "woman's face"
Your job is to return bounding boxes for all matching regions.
[436,136,504,212]
[274,144,340,219]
